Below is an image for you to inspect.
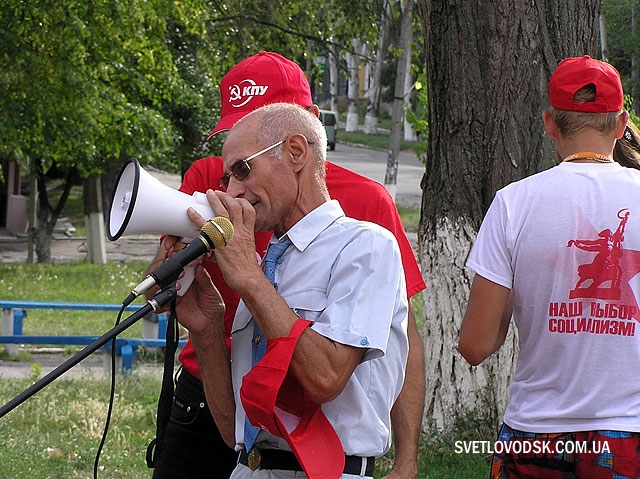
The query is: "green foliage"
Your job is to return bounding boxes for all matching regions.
[603,0,640,111]
[0,0,392,174]
[0,0,182,172]
[1,0,420,261]
[405,68,428,163]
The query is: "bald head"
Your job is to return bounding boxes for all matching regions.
[222,102,330,236]
[239,103,327,165]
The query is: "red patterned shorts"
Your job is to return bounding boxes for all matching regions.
[490,423,640,479]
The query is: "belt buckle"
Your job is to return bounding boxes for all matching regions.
[247,447,261,471]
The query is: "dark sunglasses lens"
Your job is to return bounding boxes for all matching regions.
[231,161,251,181]
[219,174,230,190]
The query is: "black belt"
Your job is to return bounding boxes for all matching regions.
[239,447,375,476]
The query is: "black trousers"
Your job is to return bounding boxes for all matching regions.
[152,368,238,479]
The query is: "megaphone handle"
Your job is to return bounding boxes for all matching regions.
[176,260,200,296]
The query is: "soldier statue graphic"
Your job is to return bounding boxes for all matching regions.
[568,209,629,300]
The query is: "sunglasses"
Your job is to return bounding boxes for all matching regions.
[219,140,284,190]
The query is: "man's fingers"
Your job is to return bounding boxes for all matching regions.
[207,190,255,231]
[204,189,233,218]
[186,207,207,230]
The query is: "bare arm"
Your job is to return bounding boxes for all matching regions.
[458,274,512,366]
[385,302,425,479]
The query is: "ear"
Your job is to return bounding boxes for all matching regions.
[614,111,629,139]
[542,110,560,140]
[285,134,311,173]
[306,105,320,119]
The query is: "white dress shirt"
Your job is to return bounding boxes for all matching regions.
[231,200,409,457]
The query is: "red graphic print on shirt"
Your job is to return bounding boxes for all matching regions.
[568,209,629,300]
[548,208,640,335]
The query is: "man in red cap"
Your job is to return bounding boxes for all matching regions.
[459,55,640,478]
[176,101,409,479]
[146,52,426,479]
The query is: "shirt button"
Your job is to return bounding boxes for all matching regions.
[360,338,369,346]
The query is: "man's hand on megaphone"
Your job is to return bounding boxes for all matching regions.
[185,189,262,296]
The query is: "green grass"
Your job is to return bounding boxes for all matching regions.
[0,373,160,479]
[0,371,490,478]
[0,261,492,478]
[397,204,420,234]
[0,263,148,338]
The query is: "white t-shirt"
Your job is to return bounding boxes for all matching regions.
[231,200,409,456]
[468,161,640,433]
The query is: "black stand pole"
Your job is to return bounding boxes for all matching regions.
[0,286,177,419]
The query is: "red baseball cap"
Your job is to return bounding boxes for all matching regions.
[240,319,345,479]
[548,55,623,113]
[207,51,313,140]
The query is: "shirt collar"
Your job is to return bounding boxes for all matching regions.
[273,200,345,252]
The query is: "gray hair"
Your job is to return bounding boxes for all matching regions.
[250,103,328,177]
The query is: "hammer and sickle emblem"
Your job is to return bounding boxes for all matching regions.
[229,84,242,102]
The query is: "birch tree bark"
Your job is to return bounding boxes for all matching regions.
[364,0,392,135]
[346,39,365,132]
[385,0,414,199]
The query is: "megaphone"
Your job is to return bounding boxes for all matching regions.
[108,158,225,297]
[107,158,214,241]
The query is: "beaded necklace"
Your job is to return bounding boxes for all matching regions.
[563,152,613,163]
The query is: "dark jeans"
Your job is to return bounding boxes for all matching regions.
[152,368,238,479]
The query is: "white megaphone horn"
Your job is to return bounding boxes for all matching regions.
[107,158,215,241]
[107,158,219,297]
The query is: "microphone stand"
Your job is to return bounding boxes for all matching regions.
[0,285,177,419]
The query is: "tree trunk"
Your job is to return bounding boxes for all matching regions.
[33,159,77,264]
[403,28,417,142]
[385,0,414,199]
[364,0,392,135]
[83,175,107,264]
[345,39,364,132]
[416,0,601,430]
[329,46,340,118]
[600,12,609,61]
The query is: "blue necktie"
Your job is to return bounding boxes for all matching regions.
[244,238,292,451]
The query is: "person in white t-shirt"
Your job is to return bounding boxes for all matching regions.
[459,55,640,478]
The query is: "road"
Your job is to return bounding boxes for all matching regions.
[328,143,424,208]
